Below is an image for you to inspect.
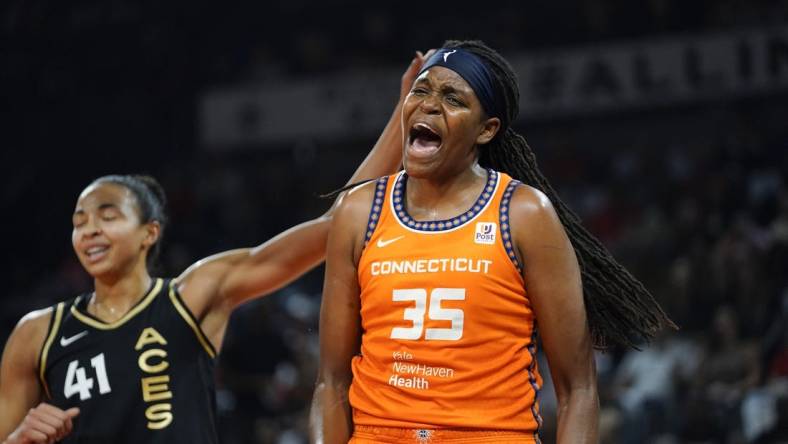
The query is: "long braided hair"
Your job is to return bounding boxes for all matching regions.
[445,39,675,349]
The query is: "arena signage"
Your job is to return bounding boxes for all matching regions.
[201,26,788,147]
[510,26,788,117]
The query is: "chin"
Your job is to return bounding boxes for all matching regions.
[84,265,112,279]
[80,258,117,280]
[403,158,440,179]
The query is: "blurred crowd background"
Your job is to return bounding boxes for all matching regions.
[3,1,788,443]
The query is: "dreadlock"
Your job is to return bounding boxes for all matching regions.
[444,39,675,349]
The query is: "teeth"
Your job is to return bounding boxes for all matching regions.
[414,123,435,134]
[86,246,108,255]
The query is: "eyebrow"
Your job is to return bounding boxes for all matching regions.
[414,75,470,95]
[440,84,469,95]
[414,76,431,86]
[73,203,119,216]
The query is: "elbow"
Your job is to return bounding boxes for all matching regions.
[316,212,333,225]
[315,358,354,390]
[315,369,352,393]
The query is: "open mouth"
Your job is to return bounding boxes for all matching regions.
[408,123,442,157]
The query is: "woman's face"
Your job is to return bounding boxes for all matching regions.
[71,182,157,279]
[401,65,500,180]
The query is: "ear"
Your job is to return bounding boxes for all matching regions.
[476,116,501,146]
[141,221,161,250]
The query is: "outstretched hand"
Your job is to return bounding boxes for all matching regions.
[400,49,436,100]
[4,403,79,444]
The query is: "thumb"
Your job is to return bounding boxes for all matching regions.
[65,407,80,418]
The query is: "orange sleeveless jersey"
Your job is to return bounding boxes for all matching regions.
[350,169,543,436]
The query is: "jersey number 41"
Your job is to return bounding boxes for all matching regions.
[64,353,113,401]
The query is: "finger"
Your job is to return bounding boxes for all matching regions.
[36,403,69,420]
[416,50,423,58]
[408,58,422,73]
[24,416,59,439]
[28,410,64,436]
[38,403,78,437]
[62,408,79,437]
[31,405,68,427]
[31,405,72,440]
[22,428,50,444]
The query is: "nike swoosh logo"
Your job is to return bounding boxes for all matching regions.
[60,331,89,347]
[377,235,405,248]
[443,49,457,62]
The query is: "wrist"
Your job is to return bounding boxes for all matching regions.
[5,428,24,444]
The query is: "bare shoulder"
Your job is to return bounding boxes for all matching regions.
[14,307,53,341]
[335,179,380,220]
[507,183,572,259]
[3,307,53,366]
[331,179,380,260]
[332,178,381,239]
[508,183,559,224]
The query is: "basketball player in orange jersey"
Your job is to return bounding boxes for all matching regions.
[0,54,430,444]
[310,40,673,444]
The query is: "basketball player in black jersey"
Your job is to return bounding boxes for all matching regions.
[0,53,430,444]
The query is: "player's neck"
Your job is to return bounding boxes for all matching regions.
[92,264,153,312]
[406,164,487,218]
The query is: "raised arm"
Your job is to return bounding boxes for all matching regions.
[309,182,371,444]
[509,185,599,444]
[1,310,80,444]
[175,54,429,349]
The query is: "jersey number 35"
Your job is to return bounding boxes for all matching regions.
[390,288,465,341]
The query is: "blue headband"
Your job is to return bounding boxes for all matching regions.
[418,48,507,128]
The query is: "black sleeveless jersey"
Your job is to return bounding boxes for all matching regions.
[38,278,219,444]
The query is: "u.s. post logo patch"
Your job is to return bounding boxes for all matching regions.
[474,222,496,245]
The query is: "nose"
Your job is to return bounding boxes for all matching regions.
[418,92,441,115]
[81,216,101,238]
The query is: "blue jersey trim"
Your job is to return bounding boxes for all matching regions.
[364,176,389,246]
[392,169,498,232]
[527,328,543,443]
[500,180,523,273]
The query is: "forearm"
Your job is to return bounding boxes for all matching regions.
[0,413,16,443]
[310,381,353,444]
[556,387,599,444]
[1,425,14,444]
[323,101,403,218]
[326,51,432,216]
[2,431,21,444]
[0,422,19,444]
[350,100,403,182]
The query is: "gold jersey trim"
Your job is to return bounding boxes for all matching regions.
[39,302,65,399]
[168,283,217,359]
[70,278,164,330]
